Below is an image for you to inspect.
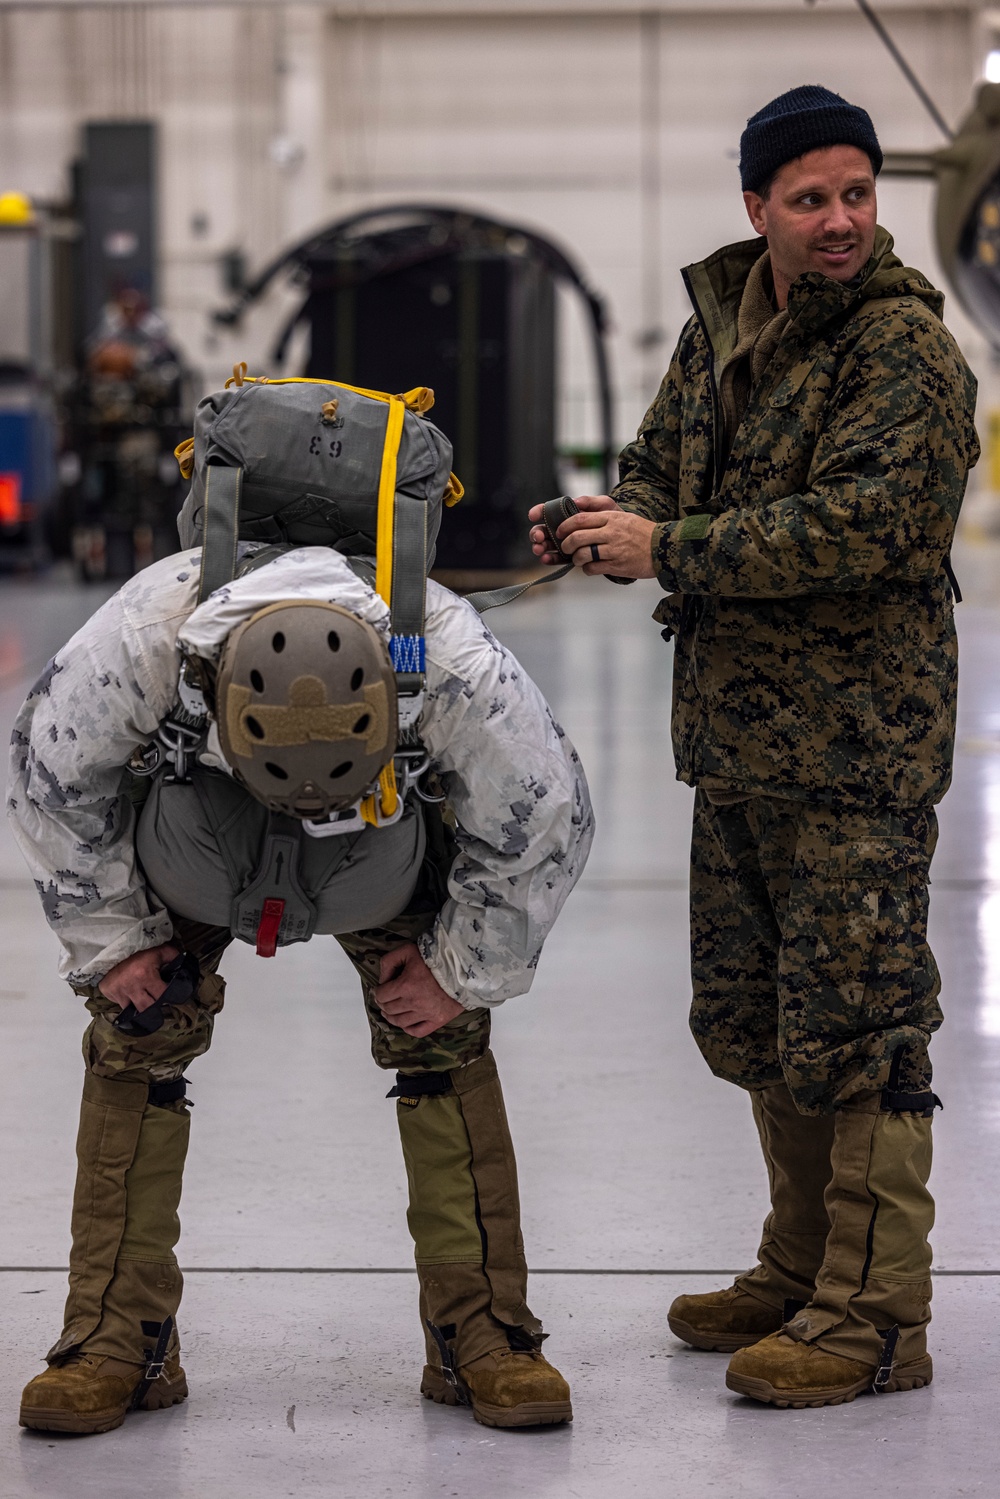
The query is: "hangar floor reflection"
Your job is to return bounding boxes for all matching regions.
[1,543,998,1497]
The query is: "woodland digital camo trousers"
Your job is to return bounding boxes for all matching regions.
[688,791,943,1117]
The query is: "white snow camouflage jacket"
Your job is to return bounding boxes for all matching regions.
[7,547,594,1006]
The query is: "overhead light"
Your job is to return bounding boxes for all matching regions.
[986,51,1000,84]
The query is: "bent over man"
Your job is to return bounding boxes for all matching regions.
[531,86,979,1407]
[8,544,593,1433]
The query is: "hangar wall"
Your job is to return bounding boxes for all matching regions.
[0,1,993,457]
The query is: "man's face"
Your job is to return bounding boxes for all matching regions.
[743,144,877,298]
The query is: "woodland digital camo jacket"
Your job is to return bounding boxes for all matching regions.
[7,548,593,1000]
[616,228,980,807]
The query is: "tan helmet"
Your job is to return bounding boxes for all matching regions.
[215,600,397,818]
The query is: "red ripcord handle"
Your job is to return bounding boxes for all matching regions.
[256,898,285,958]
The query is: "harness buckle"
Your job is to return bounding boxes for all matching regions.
[128,742,163,777]
[393,747,447,803]
[177,658,209,718]
[158,719,207,785]
[397,690,424,732]
[301,748,439,837]
[302,805,368,838]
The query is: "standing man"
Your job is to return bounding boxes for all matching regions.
[530,86,979,1408]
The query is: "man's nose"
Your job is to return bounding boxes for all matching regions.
[821,199,855,237]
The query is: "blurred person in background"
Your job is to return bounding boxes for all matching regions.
[530,85,979,1410]
[71,288,188,580]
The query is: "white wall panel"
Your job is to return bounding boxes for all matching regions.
[0,2,993,456]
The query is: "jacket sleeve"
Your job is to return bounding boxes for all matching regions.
[6,586,183,987]
[651,311,979,598]
[417,593,595,1009]
[612,324,691,524]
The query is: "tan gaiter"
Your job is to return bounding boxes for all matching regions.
[49,1073,189,1365]
[396,1051,542,1369]
[784,1093,934,1367]
[736,1082,835,1311]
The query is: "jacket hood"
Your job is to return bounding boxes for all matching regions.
[683,226,944,360]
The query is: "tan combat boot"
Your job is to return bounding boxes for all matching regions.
[20,1348,188,1435]
[422,1347,572,1429]
[727,1095,935,1407]
[20,1071,191,1433]
[724,1332,931,1409]
[668,1083,834,1351]
[394,1052,571,1427]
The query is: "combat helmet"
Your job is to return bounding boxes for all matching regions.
[215,599,397,819]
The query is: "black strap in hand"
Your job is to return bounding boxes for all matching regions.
[113,951,201,1037]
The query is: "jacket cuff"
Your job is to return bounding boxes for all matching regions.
[418,926,488,1012]
[653,513,715,590]
[63,916,176,990]
[653,521,679,590]
[419,923,509,1007]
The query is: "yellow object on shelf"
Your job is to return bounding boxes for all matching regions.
[0,191,34,226]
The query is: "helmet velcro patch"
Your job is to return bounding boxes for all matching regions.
[225,675,389,759]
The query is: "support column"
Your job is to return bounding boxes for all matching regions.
[277,4,329,247]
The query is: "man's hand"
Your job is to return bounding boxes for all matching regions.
[528,494,657,578]
[98,942,180,1011]
[374,943,466,1038]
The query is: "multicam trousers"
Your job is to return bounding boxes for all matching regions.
[61,873,537,1371]
[79,908,492,1089]
[689,791,942,1116]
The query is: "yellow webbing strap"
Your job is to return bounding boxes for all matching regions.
[375,396,406,609]
[400,386,435,413]
[175,374,435,494]
[246,375,434,413]
[216,366,434,413]
[174,437,195,480]
[360,762,399,826]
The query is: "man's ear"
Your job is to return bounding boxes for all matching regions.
[743,190,767,237]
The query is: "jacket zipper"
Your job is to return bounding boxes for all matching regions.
[681,265,725,498]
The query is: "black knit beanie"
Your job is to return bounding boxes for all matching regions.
[739,85,882,194]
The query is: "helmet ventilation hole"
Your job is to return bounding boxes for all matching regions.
[250,669,264,692]
[353,713,370,734]
[246,715,265,739]
[328,631,340,652]
[330,761,353,779]
[265,762,288,779]
[272,631,286,653]
[350,667,364,690]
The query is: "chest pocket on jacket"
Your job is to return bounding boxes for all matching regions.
[769,357,818,409]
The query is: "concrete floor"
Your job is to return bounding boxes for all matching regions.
[1,542,998,1497]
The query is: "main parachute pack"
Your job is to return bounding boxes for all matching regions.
[131,367,575,952]
[175,367,464,696]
